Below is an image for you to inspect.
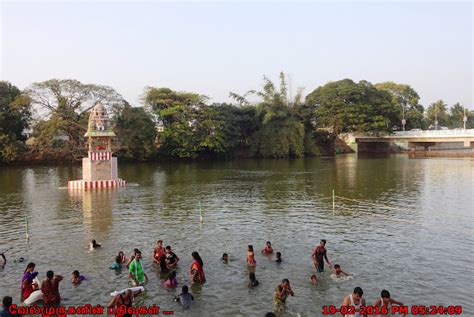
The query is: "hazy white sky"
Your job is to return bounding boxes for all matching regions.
[1,1,472,109]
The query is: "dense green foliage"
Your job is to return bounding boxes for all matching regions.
[113,104,158,161]
[0,81,31,162]
[0,76,472,163]
[375,82,425,130]
[305,79,399,134]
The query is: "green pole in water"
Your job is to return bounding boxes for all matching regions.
[25,216,29,240]
[199,201,203,223]
[332,189,335,216]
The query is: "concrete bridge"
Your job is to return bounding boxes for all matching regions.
[355,129,474,157]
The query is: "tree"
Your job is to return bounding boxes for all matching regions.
[0,81,31,163]
[26,79,126,159]
[113,104,157,161]
[426,100,449,128]
[448,103,471,129]
[375,82,425,130]
[144,87,230,158]
[230,72,316,157]
[305,79,398,134]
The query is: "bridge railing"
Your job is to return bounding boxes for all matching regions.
[393,129,474,137]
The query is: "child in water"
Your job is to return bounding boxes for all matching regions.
[275,252,282,263]
[310,274,318,285]
[222,253,228,264]
[71,270,86,285]
[110,255,122,270]
[261,241,273,254]
[164,271,177,288]
[89,240,101,250]
[247,245,256,267]
[249,272,259,287]
[331,264,352,277]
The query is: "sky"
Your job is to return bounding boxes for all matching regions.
[1,1,472,109]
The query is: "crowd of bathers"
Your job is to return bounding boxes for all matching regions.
[0,238,405,317]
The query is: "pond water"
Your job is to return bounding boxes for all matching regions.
[0,155,473,316]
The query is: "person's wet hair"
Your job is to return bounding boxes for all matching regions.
[321,239,327,244]
[276,252,281,258]
[24,262,35,272]
[2,296,12,308]
[115,255,121,263]
[222,253,228,259]
[72,270,80,277]
[265,313,276,317]
[354,287,363,296]
[192,251,204,268]
[381,289,390,298]
[334,264,340,269]
[282,278,289,284]
[266,241,271,245]
[182,285,189,293]
[165,246,171,251]
[248,245,254,252]
[47,270,54,279]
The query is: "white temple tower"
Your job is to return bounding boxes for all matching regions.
[68,102,126,189]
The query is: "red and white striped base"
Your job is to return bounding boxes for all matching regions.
[68,179,126,190]
[88,151,112,161]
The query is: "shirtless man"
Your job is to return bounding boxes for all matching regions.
[311,239,331,272]
[341,287,366,317]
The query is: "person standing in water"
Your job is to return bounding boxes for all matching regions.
[129,250,148,286]
[165,246,180,269]
[71,270,86,285]
[311,239,331,272]
[118,251,127,264]
[261,241,273,254]
[153,240,164,265]
[21,263,39,302]
[41,271,63,306]
[341,287,366,317]
[372,290,405,317]
[174,285,193,309]
[190,252,206,284]
[247,245,256,267]
[273,279,294,313]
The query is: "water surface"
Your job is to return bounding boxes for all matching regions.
[0,155,473,316]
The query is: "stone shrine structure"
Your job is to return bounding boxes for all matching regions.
[68,102,126,189]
